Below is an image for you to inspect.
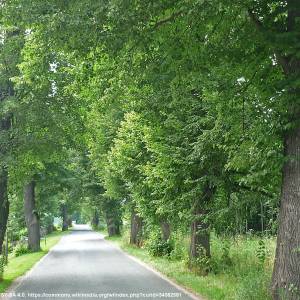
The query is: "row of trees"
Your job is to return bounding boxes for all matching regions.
[0,1,299,299]
[0,13,87,253]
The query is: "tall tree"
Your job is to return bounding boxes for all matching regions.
[0,26,22,254]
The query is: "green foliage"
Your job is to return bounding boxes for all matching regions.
[189,246,212,276]
[145,232,174,257]
[1,0,299,297]
[256,239,267,265]
[219,240,233,269]
[14,243,31,257]
[235,270,272,300]
[169,232,189,261]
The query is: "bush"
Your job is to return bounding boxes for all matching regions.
[11,228,28,242]
[145,231,173,257]
[14,243,30,257]
[169,231,189,261]
[210,239,233,274]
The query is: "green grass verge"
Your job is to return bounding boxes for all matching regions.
[105,234,275,300]
[0,230,68,292]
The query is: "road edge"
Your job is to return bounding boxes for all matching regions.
[99,233,206,300]
[3,232,69,299]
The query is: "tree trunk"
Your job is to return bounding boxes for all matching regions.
[0,168,9,255]
[272,127,300,300]
[271,2,300,298]
[0,110,12,256]
[189,208,210,259]
[61,204,68,231]
[24,181,40,252]
[91,210,99,228]
[130,209,143,246]
[106,216,120,237]
[46,224,54,234]
[106,217,120,236]
[160,221,171,242]
[189,182,214,271]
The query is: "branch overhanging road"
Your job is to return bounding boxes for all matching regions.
[8,225,200,300]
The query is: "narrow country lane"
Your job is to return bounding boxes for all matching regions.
[8,225,199,300]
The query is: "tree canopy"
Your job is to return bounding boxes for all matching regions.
[0,1,299,299]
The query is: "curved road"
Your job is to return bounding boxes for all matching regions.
[8,225,199,300]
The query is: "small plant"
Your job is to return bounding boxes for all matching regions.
[256,239,267,265]
[14,243,30,257]
[170,239,188,261]
[221,240,232,266]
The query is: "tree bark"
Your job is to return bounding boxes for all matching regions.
[106,216,120,237]
[130,209,143,246]
[272,127,300,300]
[160,221,171,242]
[0,168,9,255]
[61,204,68,231]
[24,181,40,252]
[46,224,54,234]
[189,183,214,268]
[91,210,99,228]
[271,1,300,298]
[0,106,12,256]
[189,208,210,259]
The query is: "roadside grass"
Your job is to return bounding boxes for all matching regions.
[0,230,68,292]
[105,233,275,300]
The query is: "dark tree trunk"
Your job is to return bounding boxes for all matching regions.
[160,221,171,242]
[67,218,72,227]
[272,127,300,300]
[61,204,68,231]
[24,181,40,252]
[0,111,12,256]
[102,198,121,237]
[189,208,210,259]
[271,2,300,298]
[46,224,54,234]
[130,209,143,246]
[0,168,9,255]
[105,210,121,236]
[92,210,99,228]
[189,183,214,269]
[106,216,120,237]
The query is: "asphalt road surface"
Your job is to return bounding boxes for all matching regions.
[8,225,199,300]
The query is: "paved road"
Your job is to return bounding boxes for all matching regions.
[8,225,198,300]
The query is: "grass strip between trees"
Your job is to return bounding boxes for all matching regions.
[0,230,68,293]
